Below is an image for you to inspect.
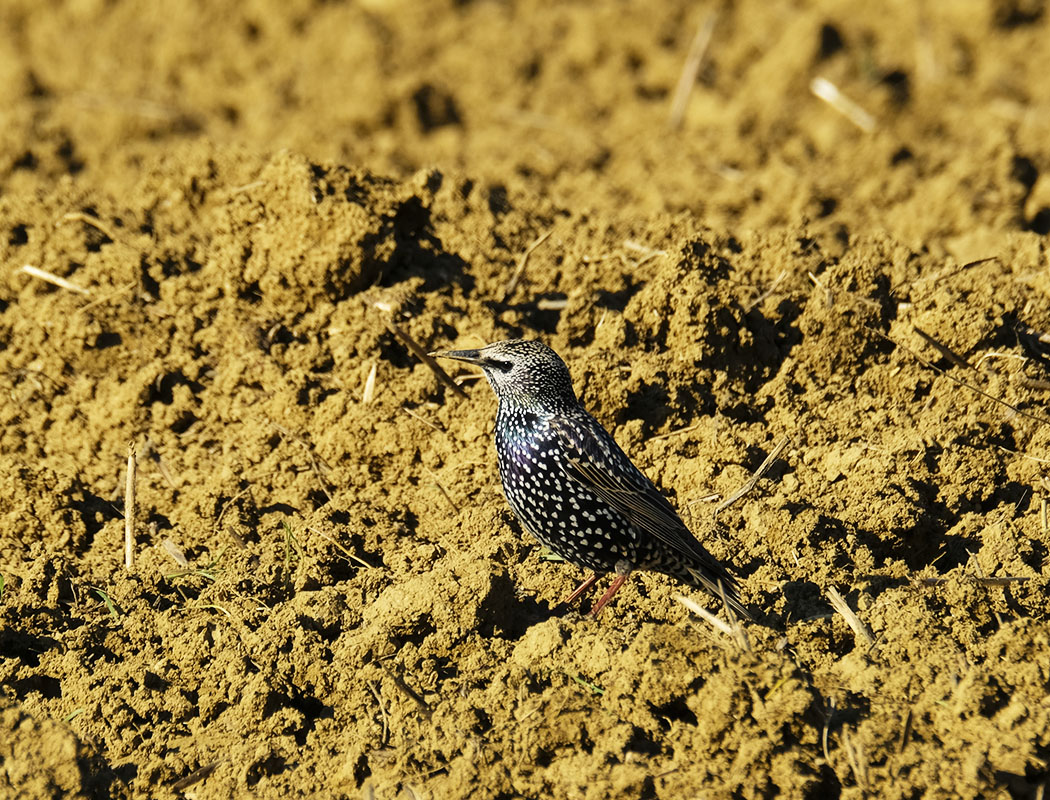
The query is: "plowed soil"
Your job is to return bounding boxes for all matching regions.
[2,1,1050,798]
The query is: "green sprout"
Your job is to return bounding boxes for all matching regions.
[570,673,605,696]
[94,589,120,619]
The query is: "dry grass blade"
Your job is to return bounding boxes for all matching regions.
[841,726,869,788]
[141,436,179,488]
[651,422,701,441]
[912,326,973,369]
[991,445,1050,464]
[919,576,1031,587]
[994,445,1050,466]
[715,434,791,516]
[214,485,252,548]
[402,405,444,432]
[810,76,876,132]
[62,211,119,243]
[19,264,90,296]
[71,90,180,121]
[622,240,667,257]
[162,538,189,568]
[368,681,390,745]
[676,594,750,651]
[76,280,136,316]
[900,256,998,293]
[124,444,137,571]
[807,270,833,307]
[502,229,553,303]
[668,11,718,129]
[362,362,377,404]
[822,700,835,764]
[424,466,459,513]
[974,351,1030,371]
[383,317,467,397]
[897,707,913,754]
[676,594,732,634]
[536,296,568,311]
[306,526,376,569]
[379,662,432,718]
[230,180,266,195]
[827,588,875,647]
[685,492,721,508]
[745,268,789,312]
[271,423,331,472]
[967,551,1004,628]
[169,760,221,791]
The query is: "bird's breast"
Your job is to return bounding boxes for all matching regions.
[494,410,552,481]
[493,410,564,513]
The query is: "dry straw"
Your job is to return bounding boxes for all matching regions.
[826,587,874,647]
[19,264,90,295]
[124,444,137,571]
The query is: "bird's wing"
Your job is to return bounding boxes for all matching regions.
[550,413,737,582]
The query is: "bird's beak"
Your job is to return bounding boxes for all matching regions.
[428,348,486,366]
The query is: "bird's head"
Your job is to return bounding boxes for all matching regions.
[430,339,578,412]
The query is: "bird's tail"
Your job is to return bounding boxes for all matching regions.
[685,566,753,622]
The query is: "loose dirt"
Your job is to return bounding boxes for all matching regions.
[2,1,1049,798]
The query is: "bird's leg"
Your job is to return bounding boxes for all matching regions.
[588,572,630,617]
[561,572,601,607]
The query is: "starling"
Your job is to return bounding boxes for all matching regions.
[430,339,749,619]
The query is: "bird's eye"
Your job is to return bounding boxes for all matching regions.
[487,358,513,372]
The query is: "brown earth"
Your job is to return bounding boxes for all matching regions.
[2,1,1050,798]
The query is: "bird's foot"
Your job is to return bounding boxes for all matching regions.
[560,572,601,608]
[587,572,629,617]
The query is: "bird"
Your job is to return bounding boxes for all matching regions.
[429,338,749,619]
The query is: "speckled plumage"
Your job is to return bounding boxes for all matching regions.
[431,339,748,618]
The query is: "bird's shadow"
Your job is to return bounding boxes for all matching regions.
[475,570,558,640]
